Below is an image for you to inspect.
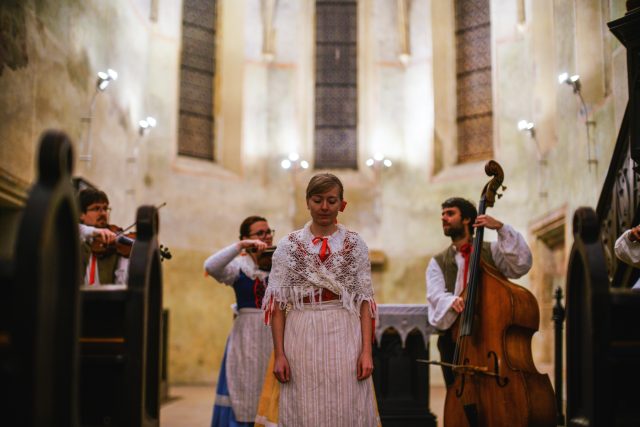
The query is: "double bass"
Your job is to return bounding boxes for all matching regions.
[443,161,555,426]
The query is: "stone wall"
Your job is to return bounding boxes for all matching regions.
[0,0,629,384]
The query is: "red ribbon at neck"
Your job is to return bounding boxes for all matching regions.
[89,254,97,285]
[459,243,472,289]
[312,236,331,262]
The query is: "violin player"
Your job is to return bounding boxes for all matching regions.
[78,188,129,285]
[203,215,275,426]
[425,197,532,386]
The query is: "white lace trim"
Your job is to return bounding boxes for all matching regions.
[236,253,269,282]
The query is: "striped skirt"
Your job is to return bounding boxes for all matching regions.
[279,301,379,427]
[214,308,272,424]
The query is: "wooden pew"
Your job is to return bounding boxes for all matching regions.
[0,131,81,427]
[565,6,640,426]
[79,205,163,427]
[566,208,640,426]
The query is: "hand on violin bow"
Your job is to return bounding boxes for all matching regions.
[92,227,117,245]
[237,239,268,252]
[473,214,503,230]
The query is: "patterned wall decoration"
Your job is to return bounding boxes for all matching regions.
[314,0,358,169]
[178,0,217,160]
[455,0,493,163]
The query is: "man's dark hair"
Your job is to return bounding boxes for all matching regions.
[78,188,109,213]
[442,197,477,236]
[239,215,268,239]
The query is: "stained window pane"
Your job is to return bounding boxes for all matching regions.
[178,0,217,160]
[455,0,493,163]
[314,0,358,169]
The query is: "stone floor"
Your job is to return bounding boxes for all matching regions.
[160,384,447,427]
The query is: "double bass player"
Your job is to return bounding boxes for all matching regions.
[426,161,555,427]
[426,197,532,385]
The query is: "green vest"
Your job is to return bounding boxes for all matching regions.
[433,241,495,293]
[81,243,121,285]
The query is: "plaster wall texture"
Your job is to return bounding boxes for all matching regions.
[0,0,631,384]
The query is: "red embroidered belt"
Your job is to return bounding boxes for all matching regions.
[302,289,339,304]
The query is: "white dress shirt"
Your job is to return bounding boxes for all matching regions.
[614,230,640,290]
[426,224,532,330]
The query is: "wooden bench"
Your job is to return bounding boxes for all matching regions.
[565,7,640,426]
[79,205,163,427]
[0,131,81,427]
[567,207,640,426]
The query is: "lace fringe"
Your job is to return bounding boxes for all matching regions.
[262,286,377,325]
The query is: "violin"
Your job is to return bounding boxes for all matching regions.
[90,224,172,261]
[90,224,135,258]
[248,246,276,271]
[90,202,172,262]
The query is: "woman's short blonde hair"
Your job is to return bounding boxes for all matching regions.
[305,173,344,200]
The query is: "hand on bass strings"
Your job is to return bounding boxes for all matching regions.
[450,296,465,313]
[237,239,268,252]
[473,214,503,230]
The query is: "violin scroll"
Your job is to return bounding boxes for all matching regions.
[159,244,172,262]
[481,160,506,208]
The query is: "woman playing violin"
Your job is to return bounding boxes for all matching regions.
[204,216,275,427]
[78,188,129,285]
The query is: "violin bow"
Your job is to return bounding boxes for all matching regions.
[117,202,166,235]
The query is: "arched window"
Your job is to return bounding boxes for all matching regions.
[455,0,493,163]
[178,0,217,160]
[314,0,358,169]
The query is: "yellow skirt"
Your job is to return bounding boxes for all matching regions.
[254,352,279,427]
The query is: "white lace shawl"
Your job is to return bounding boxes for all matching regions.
[262,223,376,318]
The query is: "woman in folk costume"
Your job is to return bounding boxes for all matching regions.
[204,216,275,427]
[263,173,380,427]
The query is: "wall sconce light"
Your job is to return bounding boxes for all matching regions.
[138,116,157,136]
[366,153,392,222]
[96,68,118,91]
[517,120,535,139]
[366,153,393,169]
[558,71,597,170]
[80,68,119,163]
[281,152,309,217]
[126,116,157,197]
[557,72,580,93]
[280,152,309,170]
[517,120,547,198]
